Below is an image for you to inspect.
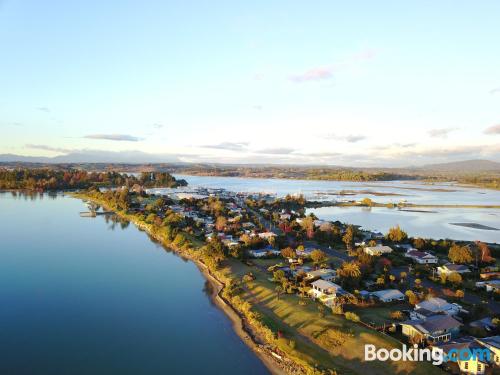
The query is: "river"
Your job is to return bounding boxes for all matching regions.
[0,192,269,375]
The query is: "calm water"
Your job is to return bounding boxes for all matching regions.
[175,175,500,243]
[0,192,269,375]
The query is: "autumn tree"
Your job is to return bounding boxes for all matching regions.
[386,225,407,243]
[447,272,462,286]
[311,249,327,265]
[448,244,473,264]
[281,247,296,259]
[342,225,355,250]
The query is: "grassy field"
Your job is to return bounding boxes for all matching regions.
[348,303,409,327]
[224,259,444,375]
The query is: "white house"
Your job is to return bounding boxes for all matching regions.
[364,245,393,256]
[371,289,405,303]
[309,280,341,299]
[437,263,471,276]
[404,249,438,264]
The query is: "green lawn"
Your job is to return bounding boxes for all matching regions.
[225,259,444,375]
[349,303,410,326]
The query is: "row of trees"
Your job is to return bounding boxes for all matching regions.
[0,168,186,191]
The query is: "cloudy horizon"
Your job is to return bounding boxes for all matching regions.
[1,1,499,166]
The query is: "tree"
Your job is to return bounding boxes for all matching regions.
[317,304,325,318]
[338,261,361,279]
[448,244,473,264]
[273,270,285,282]
[275,285,284,300]
[405,290,418,305]
[300,216,315,239]
[342,225,355,250]
[215,216,227,231]
[447,272,462,286]
[311,249,327,265]
[361,197,373,207]
[386,225,407,242]
[413,237,426,250]
[281,247,296,259]
[390,311,404,320]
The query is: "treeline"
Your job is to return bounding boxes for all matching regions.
[0,169,187,191]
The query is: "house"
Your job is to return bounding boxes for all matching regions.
[364,245,393,256]
[477,336,500,367]
[415,297,461,317]
[400,314,462,343]
[470,317,497,332]
[248,247,281,258]
[305,269,337,282]
[438,263,471,276]
[435,336,498,374]
[280,213,291,221]
[476,280,500,292]
[258,232,277,240]
[309,280,341,299]
[371,289,405,303]
[296,247,315,258]
[404,249,438,264]
[241,222,255,229]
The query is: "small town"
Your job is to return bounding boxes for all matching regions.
[77,178,500,375]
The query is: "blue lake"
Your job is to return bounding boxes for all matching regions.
[0,192,269,375]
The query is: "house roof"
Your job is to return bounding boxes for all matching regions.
[478,336,500,349]
[365,245,393,253]
[407,250,437,259]
[443,263,470,272]
[402,314,462,334]
[372,289,405,300]
[306,269,336,278]
[435,336,491,359]
[416,297,456,313]
[311,280,340,291]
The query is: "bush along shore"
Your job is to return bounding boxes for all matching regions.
[73,188,444,375]
[72,191,308,375]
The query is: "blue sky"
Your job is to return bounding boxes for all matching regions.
[1,0,499,166]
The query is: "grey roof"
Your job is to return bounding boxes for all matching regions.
[402,314,461,334]
[416,297,455,313]
[443,263,470,272]
[371,289,405,300]
[478,336,500,349]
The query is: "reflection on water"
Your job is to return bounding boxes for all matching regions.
[202,280,216,306]
[0,193,269,375]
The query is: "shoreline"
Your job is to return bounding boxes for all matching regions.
[73,193,291,375]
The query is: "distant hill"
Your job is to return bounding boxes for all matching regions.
[417,159,500,172]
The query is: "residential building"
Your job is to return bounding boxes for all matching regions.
[400,314,462,343]
[309,280,341,299]
[404,249,438,264]
[435,336,498,374]
[437,263,471,276]
[415,297,461,317]
[305,269,337,282]
[364,245,393,256]
[371,289,405,303]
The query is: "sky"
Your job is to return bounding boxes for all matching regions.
[1,0,500,166]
